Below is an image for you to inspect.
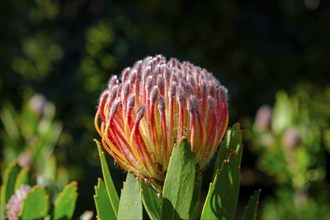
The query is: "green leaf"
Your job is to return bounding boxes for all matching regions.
[189,172,203,220]
[21,103,38,140]
[95,139,119,217]
[53,181,78,220]
[241,190,261,220]
[1,161,21,211]
[213,123,241,178]
[41,154,57,182]
[0,104,20,140]
[94,178,116,220]
[19,185,49,220]
[201,123,243,220]
[118,173,143,220]
[14,167,31,192]
[161,138,196,220]
[140,181,162,220]
[33,123,62,177]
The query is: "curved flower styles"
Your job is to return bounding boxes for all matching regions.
[95,55,228,186]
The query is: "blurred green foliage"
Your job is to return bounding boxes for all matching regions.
[0,161,79,220]
[244,82,329,219]
[0,94,68,189]
[0,0,329,217]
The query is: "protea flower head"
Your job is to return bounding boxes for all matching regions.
[95,55,228,189]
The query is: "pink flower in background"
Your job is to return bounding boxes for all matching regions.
[255,105,272,131]
[6,185,31,220]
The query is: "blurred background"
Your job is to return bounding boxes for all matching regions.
[0,0,329,219]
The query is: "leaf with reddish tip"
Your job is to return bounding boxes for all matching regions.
[118,173,143,219]
[241,190,261,220]
[19,186,49,219]
[14,167,31,192]
[53,181,78,219]
[94,178,115,220]
[201,123,243,220]
[95,140,119,218]
[1,161,21,216]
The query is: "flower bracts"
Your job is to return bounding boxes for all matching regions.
[95,55,228,185]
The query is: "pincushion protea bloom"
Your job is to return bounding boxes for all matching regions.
[95,55,228,188]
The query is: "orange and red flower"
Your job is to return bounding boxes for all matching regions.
[95,55,228,186]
